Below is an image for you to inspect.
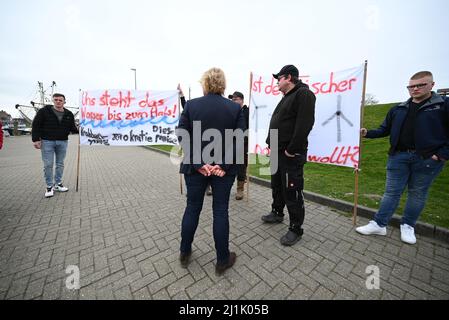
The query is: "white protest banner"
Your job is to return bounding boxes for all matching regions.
[249,64,365,168]
[79,89,179,146]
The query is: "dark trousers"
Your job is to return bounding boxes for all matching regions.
[180,173,235,265]
[237,163,247,182]
[270,152,306,227]
[237,140,248,182]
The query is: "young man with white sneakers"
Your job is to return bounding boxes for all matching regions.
[356,71,448,244]
[32,93,78,198]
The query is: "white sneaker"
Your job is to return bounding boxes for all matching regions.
[400,224,416,244]
[356,220,387,236]
[45,186,54,198]
[54,183,69,192]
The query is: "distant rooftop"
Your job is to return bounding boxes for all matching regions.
[437,88,449,96]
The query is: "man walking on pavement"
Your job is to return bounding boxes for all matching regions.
[230,91,249,200]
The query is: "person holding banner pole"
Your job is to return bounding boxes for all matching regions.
[261,65,316,246]
[178,83,187,109]
[229,91,249,200]
[32,93,79,198]
[177,84,186,196]
[176,68,246,275]
[356,71,448,245]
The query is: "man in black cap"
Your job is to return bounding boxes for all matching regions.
[261,64,316,246]
[230,91,249,200]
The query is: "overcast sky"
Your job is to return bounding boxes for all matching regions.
[1,0,448,118]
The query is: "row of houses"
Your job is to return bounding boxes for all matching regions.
[0,110,31,136]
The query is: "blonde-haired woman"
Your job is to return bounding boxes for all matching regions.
[177,68,246,275]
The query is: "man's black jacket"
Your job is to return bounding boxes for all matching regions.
[266,81,316,155]
[32,105,78,142]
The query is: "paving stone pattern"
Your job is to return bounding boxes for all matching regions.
[1,136,448,300]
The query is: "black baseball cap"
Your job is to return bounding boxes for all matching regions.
[273,64,299,79]
[230,91,244,100]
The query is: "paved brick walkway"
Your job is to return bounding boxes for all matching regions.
[1,135,449,300]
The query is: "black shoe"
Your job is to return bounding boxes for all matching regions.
[215,252,236,276]
[179,252,192,268]
[280,228,303,246]
[261,210,284,223]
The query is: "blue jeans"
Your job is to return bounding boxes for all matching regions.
[180,173,235,265]
[374,151,445,227]
[41,140,68,187]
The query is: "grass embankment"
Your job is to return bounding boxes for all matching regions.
[151,103,449,228]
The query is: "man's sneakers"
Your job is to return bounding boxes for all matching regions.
[45,183,68,198]
[356,220,387,236]
[44,186,54,198]
[261,210,284,223]
[400,224,416,245]
[356,221,417,245]
[54,183,69,192]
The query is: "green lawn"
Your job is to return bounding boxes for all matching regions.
[249,103,449,228]
[150,103,449,228]
[148,145,179,153]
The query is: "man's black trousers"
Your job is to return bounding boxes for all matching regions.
[270,152,306,227]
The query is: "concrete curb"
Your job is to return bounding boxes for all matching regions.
[147,146,449,244]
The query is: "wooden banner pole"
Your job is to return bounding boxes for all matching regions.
[353,60,368,225]
[76,89,81,192]
[75,128,81,192]
[246,72,253,202]
[178,92,183,195]
[353,168,360,226]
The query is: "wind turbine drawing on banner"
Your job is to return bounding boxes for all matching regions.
[321,94,353,143]
[250,95,267,133]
